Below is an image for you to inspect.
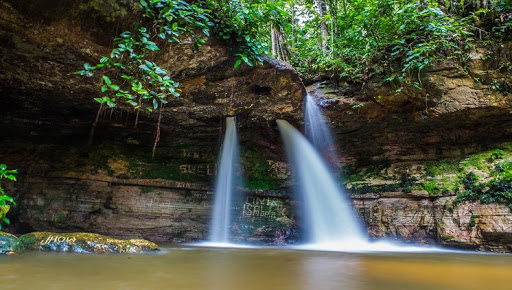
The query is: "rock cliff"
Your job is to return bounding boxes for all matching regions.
[0,0,302,244]
[1,0,512,252]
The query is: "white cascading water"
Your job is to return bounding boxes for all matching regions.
[277,119,366,247]
[208,117,240,244]
[304,94,338,167]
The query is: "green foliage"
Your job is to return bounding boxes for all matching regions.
[400,173,418,193]
[289,0,479,85]
[468,214,481,228]
[424,160,460,176]
[76,0,212,112]
[206,0,289,66]
[454,161,512,210]
[423,179,441,195]
[0,164,17,231]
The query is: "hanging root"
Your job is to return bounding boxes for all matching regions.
[151,103,163,159]
[88,103,103,145]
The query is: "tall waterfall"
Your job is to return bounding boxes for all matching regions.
[209,117,240,243]
[277,120,366,246]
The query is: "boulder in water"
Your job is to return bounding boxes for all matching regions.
[0,232,23,255]
[19,232,159,254]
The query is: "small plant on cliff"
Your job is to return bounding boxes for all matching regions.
[76,0,213,158]
[0,164,17,231]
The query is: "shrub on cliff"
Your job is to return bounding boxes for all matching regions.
[0,164,17,231]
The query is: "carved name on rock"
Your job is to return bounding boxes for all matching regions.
[19,232,159,254]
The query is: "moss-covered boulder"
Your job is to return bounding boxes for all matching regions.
[0,232,23,254]
[19,232,159,254]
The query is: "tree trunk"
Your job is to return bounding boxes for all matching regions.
[291,2,296,49]
[271,23,279,58]
[318,0,329,53]
[271,24,290,62]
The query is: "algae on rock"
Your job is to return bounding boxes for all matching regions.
[0,232,23,254]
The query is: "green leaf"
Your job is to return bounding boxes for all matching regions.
[101,86,108,93]
[120,31,132,38]
[234,59,242,68]
[103,76,112,85]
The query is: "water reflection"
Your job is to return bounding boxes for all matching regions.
[1,246,512,290]
[300,253,363,290]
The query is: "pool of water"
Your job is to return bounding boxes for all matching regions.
[2,245,511,290]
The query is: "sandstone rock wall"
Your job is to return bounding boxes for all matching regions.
[353,194,512,252]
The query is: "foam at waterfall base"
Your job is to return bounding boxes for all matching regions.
[295,239,455,253]
[193,241,256,249]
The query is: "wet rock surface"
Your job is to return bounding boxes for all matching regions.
[0,232,23,254]
[19,232,159,254]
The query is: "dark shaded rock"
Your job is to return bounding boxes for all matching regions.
[0,232,23,254]
[19,232,159,253]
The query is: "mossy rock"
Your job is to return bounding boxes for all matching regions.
[0,232,24,255]
[19,232,159,254]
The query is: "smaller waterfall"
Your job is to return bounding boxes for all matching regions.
[304,95,335,150]
[277,120,366,246]
[304,94,339,167]
[209,117,240,244]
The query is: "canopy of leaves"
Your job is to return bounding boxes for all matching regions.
[208,0,512,88]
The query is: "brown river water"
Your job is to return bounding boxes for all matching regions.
[2,245,512,290]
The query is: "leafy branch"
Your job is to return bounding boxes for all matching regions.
[76,0,213,158]
[0,164,17,231]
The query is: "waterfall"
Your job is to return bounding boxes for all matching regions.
[209,117,240,243]
[277,119,366,246]
[304,94,337,161]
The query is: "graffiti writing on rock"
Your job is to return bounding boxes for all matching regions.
[267,160,290,179]
[40,235,77,245]
[242,196,284,218]
[179,163,217,176]
[181,149,212,160]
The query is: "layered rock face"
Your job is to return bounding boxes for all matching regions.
[353,195,512,252]
[1,0,511,252]
[0,0,301,244]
